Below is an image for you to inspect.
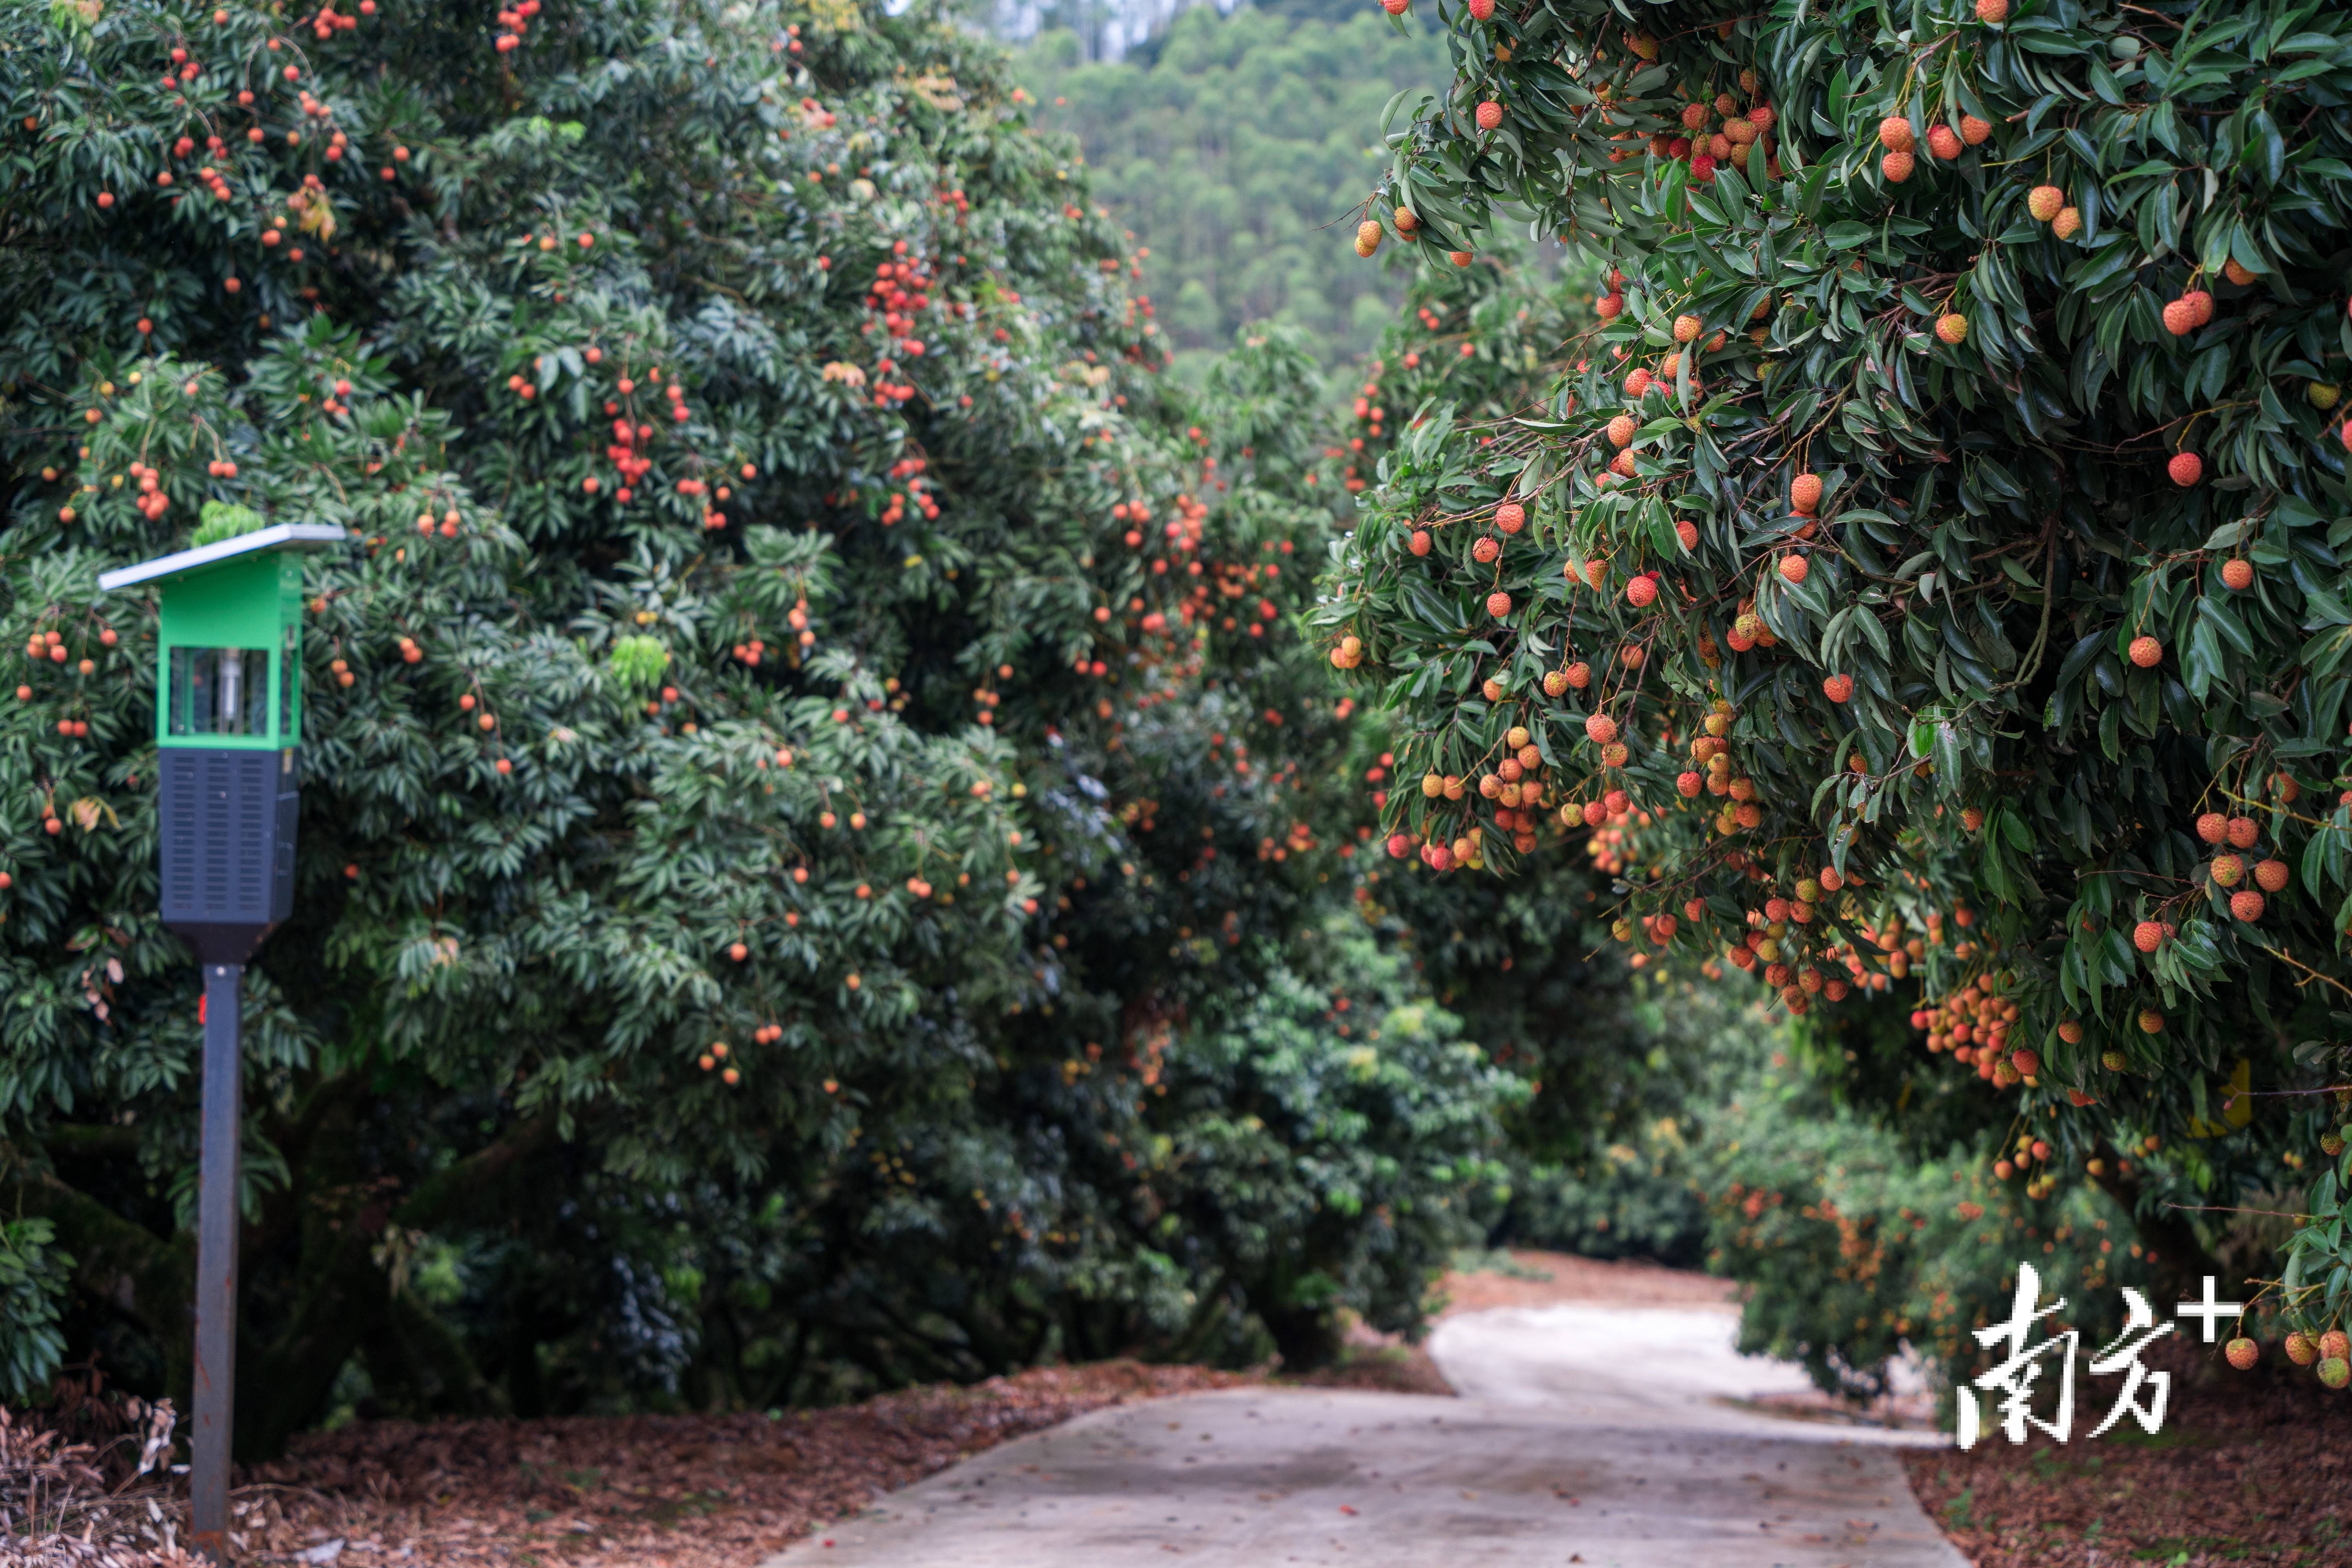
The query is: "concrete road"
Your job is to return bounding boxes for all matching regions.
[762,1305,1965,1568]
[1430,1303,1934,1434]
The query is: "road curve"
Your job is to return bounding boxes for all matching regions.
[761,1303,1966,1568]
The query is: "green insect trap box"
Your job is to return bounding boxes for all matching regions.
[99,523,345,960]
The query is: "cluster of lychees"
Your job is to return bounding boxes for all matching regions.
[1641,73,1778,187]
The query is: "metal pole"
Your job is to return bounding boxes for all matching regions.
[191,960,243,1565]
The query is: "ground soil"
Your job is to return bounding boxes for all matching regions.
[5,1362,1256,1568]
[1433,1248,1739,1315]
[1898,1331,2352,1568]
[10,1251,2346,1566]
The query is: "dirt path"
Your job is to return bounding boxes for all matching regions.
[763,1254,1964,1567]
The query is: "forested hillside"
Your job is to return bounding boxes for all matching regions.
[1018,3,1448,368]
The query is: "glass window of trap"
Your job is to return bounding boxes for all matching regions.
[169,647,274,738]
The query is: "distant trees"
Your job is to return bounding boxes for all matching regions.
[1020,4,1448,367]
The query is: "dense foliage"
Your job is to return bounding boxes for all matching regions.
[0,0,1528,1434]
[1327,0,2352,1380]
[1696,998,2150,1406]
[1318,252,1695,1243]
[1020,2,1449,368]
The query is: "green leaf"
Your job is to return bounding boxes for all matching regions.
[191,502,266,548]
[2197,596,2257,659]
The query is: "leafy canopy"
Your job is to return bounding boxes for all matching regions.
[0,0,1512,1436]
[1328,0,2352,1354]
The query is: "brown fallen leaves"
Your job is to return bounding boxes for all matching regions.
[8,1361,1254,1568]
[3,1374,197,1567]
[1434,1248,1739,1315]
[1900,1334,2352,1566]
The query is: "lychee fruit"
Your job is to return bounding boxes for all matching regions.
[2027,184,2065,221]
[2128,635,2162,668]
[2221,558,2254,590]
[2168,452,2203,486]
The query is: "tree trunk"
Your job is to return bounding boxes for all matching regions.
[4,1168,195,1395]
[1261,1303,1339,1373]
[2086,1155,2229,1309]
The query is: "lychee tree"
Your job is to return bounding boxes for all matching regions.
[1309,250,1748,1270]
[1327,0,2352,1377]
[0,0,1513,1437]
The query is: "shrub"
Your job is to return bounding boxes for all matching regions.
[0,1216,73,1403]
